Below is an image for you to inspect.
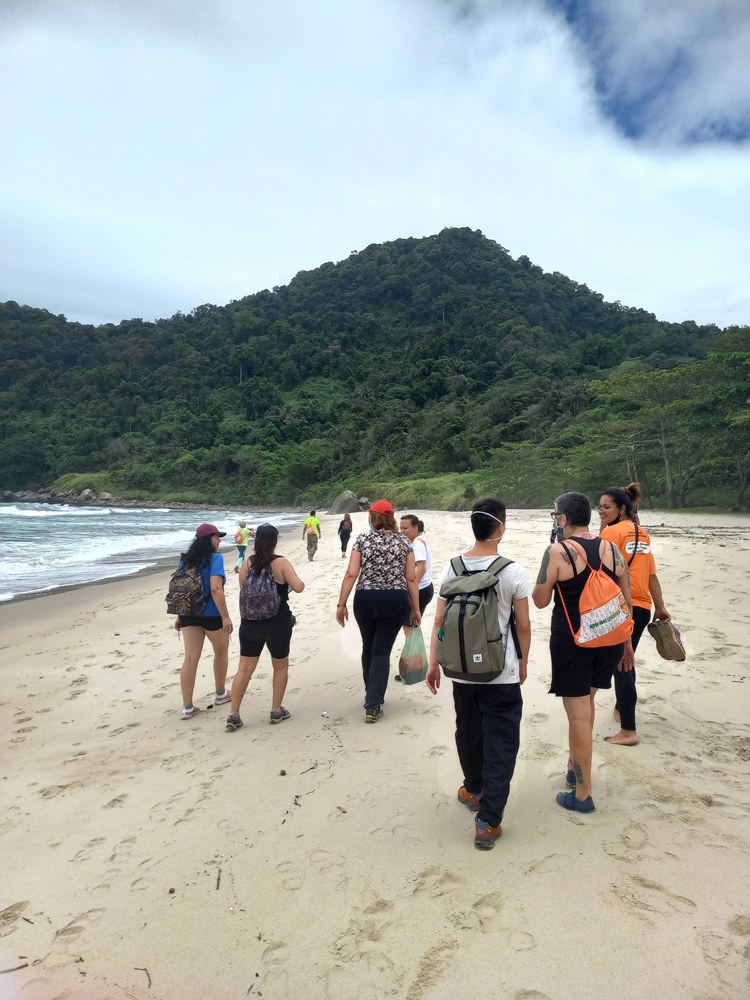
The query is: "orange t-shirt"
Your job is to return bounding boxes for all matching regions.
[600,520,656,610]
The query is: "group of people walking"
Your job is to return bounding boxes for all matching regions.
[171,484,671,850]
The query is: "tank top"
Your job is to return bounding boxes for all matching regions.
[551,536,619,636]
[248,554,290,607]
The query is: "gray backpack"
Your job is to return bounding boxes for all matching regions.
[437,556,519,682]
[239,564,281,620]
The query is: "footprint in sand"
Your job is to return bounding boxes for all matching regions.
[427,745,449,757]
[104,794,128,808]
[0,900,30,937]
[411,865,463,899]
[262,940,290,965]
[620,823,648,850]
[472,892,504,932]
[509,930,536,951]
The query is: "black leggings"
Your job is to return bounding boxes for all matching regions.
[614,606,651,731]
[353,589,409,710]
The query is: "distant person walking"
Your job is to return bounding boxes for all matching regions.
[303,510,321,561]
[226,524,305,731]
[336,500,420,723]
[532,492,634,813]
[426,498,532,850]
[598,484,671,746]
[337,514,353,559]
[233,520,254,573]
[174,523,233,720]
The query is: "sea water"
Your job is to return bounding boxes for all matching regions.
[0,504,303,602]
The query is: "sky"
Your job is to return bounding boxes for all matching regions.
[1,0,749,328]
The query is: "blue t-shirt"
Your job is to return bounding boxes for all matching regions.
[179,552,226,617]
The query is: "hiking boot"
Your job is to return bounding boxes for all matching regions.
[270,707,291,725]
[225,713,243,732]
[474,818,502,850]
[457,786,482,811]
[365,706,383,724]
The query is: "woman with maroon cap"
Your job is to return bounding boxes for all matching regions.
[175,523,233,720]
[336,500,420,723]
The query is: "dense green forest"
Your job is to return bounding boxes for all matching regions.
[1,228,748,508]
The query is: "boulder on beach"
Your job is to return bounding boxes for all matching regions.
[328,490,366,516]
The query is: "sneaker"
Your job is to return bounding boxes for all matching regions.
[225,713,243,732]
[364,706,383,724]
[647,619,685,661]
[474,818,502,850]
[181,705,201,721]
[214,690,231,706]
[556,790,596,813]
[457,786,482,811]
[270,707,291,725]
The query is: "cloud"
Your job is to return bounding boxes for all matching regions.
[0,0,748,327]
[546,0,750,143]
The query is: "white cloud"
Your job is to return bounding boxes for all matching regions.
[0,0,748,327]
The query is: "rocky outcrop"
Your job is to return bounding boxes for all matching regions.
[328,490,370,515]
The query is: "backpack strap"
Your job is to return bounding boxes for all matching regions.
[627,523,639,566]
[558,540,579,577]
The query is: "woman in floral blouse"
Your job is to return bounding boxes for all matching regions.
[336,500,420,723]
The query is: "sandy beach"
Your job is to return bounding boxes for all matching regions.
[1,508,749,1000]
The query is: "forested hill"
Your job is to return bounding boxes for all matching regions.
[1,227,748,508]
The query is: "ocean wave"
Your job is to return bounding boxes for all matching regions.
[0,505,110,518]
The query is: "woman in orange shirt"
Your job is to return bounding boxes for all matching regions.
[598,484,671,746]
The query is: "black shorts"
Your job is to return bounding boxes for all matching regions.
[178,615,223,632]
[239,612,296,659]
[418,583,434,614]
[549,634,624,698]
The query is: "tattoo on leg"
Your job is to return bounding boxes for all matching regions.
[573,762,584,785]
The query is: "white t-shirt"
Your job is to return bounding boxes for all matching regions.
[438,553,532,686]
[412,536,433,591]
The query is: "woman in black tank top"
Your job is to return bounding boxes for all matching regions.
[532,492,634,816]
[551,536,620,636]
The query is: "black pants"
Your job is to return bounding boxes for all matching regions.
[353,589,409,711]
[452,682,523,828]
[614,606,651,731]
[418,583,434,614]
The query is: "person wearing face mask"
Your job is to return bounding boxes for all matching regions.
[597,484,671,746]
[425,497,532,850]
[335,500,421,723]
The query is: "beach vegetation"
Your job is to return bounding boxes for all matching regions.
[1,229,748,509]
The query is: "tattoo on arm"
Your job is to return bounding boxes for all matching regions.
[536,547,551,584]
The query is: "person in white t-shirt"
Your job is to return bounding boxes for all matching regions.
[399,515,434,613]
[426,497,531,851]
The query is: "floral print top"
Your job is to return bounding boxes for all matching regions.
[353,530,411,590]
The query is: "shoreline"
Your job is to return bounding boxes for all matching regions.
[0,516,304,607]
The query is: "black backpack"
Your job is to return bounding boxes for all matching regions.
[166,564,207,616]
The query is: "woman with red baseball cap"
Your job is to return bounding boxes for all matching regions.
[175,523,233,720]
[336,500,421,723]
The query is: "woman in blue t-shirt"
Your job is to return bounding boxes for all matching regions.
[176,523,234,720]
